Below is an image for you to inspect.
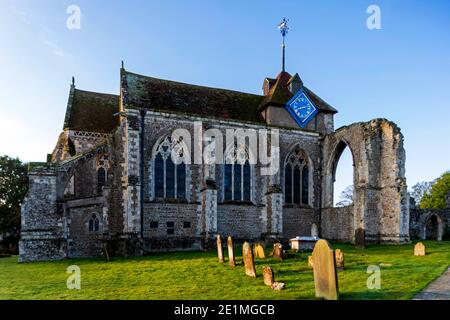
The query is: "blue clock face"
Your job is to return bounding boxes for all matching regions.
[285,90,318,128]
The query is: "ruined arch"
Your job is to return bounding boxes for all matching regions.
[424,213,444,241]
[322,119,409,244]
[329,140,356,206]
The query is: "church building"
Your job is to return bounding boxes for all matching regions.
[19,24,410,262]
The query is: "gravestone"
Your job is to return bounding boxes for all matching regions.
[355,228,365,249]
[262,266,274,286]
[311,223,319,238]
[243,242,256,277]
[254,243,266,259]
[216,235,224,263]
[272,243,284,260]
[335,249,344,270]
[227,236,235,267]
[308,255,314,269]
[312,239,339,300]
[414,242,426,256]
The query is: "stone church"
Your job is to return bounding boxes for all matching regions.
[19,63,411,262]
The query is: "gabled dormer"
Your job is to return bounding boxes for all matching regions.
[259,71,337,134]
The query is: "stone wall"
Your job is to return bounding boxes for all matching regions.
[321,206,354,242]
[322,119,409,244]
[217,204,263,240]
[282,207,318,239]
[19,163,66,262]
[410,208,450,241]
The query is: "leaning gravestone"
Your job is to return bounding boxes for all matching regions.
[243,242,256,277]
[227,236,236,267]
[272,243,284,260]
[216,235,224,263]
[335,249,344,270]
[414,242,426,256]
[254,243,266,259]
[312,239,339,300]
[262,266,274,286]
[355,228,365,249]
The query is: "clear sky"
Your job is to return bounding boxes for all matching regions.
[1,0,449,200]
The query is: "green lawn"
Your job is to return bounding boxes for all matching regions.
[0,241,449,300]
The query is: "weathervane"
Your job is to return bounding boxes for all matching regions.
[277,18,289,72]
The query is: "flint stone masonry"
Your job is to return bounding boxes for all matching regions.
[20,67,412,262]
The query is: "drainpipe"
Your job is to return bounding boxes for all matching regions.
[139,109,146,239]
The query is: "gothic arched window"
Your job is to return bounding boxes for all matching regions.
[284,147,310,205]
[96,154,109,194]
[153,136,188,200]
[88,214,100,232]
[97,167,106,194]
[224,143,252,202]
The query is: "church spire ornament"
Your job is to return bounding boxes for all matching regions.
[277,18,289,72]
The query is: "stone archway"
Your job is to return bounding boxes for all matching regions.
[322,119,409,244]
[425,214,444,241]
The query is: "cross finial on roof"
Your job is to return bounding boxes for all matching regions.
[277,18,289,72]
[71,76,75,86]
[121,60,124,69]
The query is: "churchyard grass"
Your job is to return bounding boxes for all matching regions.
[0,241,449,300]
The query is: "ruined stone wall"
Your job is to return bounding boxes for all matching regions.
[19,163,66,262]
[409,208,450,240]
[282,207,318,239]
[321,206,354,242]
[322,119,409,244]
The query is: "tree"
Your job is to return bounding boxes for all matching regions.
[0,156,28,235]
[410,181,435,205]
[420,171,450,209]
[336,185,353,207]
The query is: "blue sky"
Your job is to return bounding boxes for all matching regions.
[1,0,449,200]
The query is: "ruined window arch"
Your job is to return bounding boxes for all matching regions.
[153,135,188,200]
[332,140,354,207]
[223,142,252,202]
[284,146,310,205]
[88,214,100,232]
[96,154,109,194]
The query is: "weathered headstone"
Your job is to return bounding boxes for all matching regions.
[312,239,339,300]
[243,242,256,277]
[335,249,344,270]
[308,255,314,269]
[311,223,319,238]
[227,236,235,267]
[254,243,266,259]
[355,228,365,249]
[262,266,274,286]
[216,234,224,263]
[272,243,284,260]
[414,242,426,256]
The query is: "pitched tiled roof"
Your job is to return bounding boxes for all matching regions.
[121,69,266,123]
[259,72,337,114]
[63,88,120,133]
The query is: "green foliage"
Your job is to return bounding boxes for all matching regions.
[420,172,450,209]
[0,241,449,300]
[0,155,28,234]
